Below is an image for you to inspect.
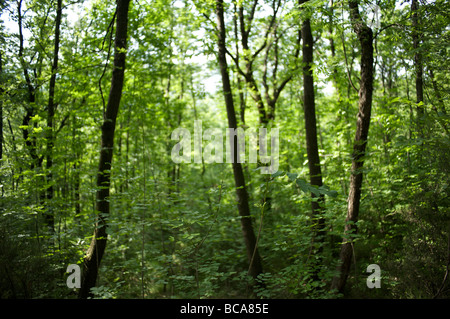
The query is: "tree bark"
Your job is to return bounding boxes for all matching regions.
[327,0,340,98]
[299,0,326,261]
[331,0,374,294]
[0,46,3,195]
[79,0,131,298]
[411,0,424,115]
[216,0,263,282]
[17,0,41,170]
[0,47,3,165]
[45,0,63,231]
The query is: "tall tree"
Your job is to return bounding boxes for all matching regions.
[299,0,326,266]
[0,43,3,166]
[79,0,131,299]
[411,0,424,117]
[331,0,374,293]
[0,4,3,170]
[45,0,63,232]
[17,0,41,170]
[228,0,301,217]
[215,0,263,283]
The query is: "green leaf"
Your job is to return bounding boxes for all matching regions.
[318,185,338,198]
[287,172,298,181]
[271,170,285,178]
[295,178,308,192]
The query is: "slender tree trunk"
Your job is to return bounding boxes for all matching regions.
[17,0,47,217]
[0,48,3,197]
[299,0,326,261]
[327,0,342,104]
[79,0,131,298]
[216,0,263,282]
[411,0,424,119]
[0,48,3,165]
[428,69,446,115]
[72,113,82,218]
[45,0,62,232]
[331,0,374,294]
[17,0,40,170]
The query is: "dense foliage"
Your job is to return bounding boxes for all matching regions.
[0,0,448,299]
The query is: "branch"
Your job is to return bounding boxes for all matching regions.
[273,74,292,104]
[262,37,271,99]
[202,12,216,30]
[374,23,402,39]
[225,46,247,80]
[55,113,70,136]
[341,31,359,92]
[252,0,281,60]
[273,27,279,84]
[246,0,259,37]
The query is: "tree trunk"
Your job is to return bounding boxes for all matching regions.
[0,47,3,195]
[17,0,41,170]
[331,0,374,294]
[0,48,3,165]
[327,0,340,100]
[411,0,424,117]
[216,0,263,282]
[299,0,326,264]
[79,0,131,298]
[45,0,62,232]
[72,112,82,218]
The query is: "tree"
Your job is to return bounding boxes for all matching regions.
[0,35,3,167]
[45,0,62,232]
[17,0,41,170]
[79,0,131,299]
[298,0,326,278]
[215,0,263,284]
[331,0,374,293]
[411,0,424,118]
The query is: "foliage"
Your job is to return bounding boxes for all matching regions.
[0,0,448,299]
